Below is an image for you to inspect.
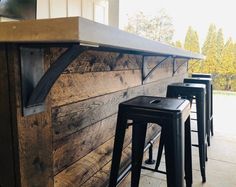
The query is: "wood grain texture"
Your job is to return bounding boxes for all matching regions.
[49,48,142,73]
[51,70,142,107]
[0,17,79,42]
[143,57,188,84]
[0,44,18,187]
[81,144,132,187]
[174,58,188,75]
[143,57,173,84]
[82,134,162,187]
[6,45,54,187]
[52,84,142,141]
[50,51,185,107]
[52,74,185,141]
[53,114,117,174]
[54,124,160,187]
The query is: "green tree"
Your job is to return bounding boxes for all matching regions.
[175,40,182,48]
[201,24,217,73]
[216,28,224,64]
[125,10,174,44]
[184,26,200,52]
[219,38,236,90]
[184,26,201,73]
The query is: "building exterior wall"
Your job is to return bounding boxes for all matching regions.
[0,0,119,27]
[37,0,109,25]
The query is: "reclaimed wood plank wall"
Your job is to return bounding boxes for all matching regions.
[49,49,188,187]
[0,45,54,187]
[0,46,188,187]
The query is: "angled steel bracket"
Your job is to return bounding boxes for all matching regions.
[20,44,87,116]
[173,59,190,76]
[142,55,172,83]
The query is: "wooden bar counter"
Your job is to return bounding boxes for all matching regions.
[0,17,203,187]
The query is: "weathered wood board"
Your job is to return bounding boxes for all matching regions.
[0,44,188,187]
[4,45,54,187]
[54,124,160,187]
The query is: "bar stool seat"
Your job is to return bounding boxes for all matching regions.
[192,73,214,137]
[163,82,207,182]
[192,73,212,79]
[184,77,212,146]
[109,96,192,187]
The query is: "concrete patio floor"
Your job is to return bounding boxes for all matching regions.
[124,91,236,186]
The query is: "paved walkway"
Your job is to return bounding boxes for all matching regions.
[137,92,236,186]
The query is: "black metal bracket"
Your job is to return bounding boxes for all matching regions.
[142,55,172,83]
[187,59,202,71]
[172,58,189,76]
[20,48,45,116]
[20,44,87,116]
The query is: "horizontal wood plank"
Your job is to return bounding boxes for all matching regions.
[52,81,143,141]
[54,124,160,187]
[51,70,142,107]
[52,74,185,141]
[49,48,142,73]
[53,114,117,174]
[143,57,188,84]
[83,134,161,187]
[81,144,132,187]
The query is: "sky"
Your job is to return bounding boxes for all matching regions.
[119,0,236,45]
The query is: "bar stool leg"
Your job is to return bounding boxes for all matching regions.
[185,116,192,187]
[210,85,214,136]
[154,127,165,171]
[196,97,206,182]
[165,119,184,187]
[131,122,147,187]
[206,87,211,146]
[109,111,127,187]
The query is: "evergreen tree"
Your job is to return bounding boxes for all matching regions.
[201,24,217,73]
[184,27,200,52]
[215,28,225,78]
[220,38,236,90]
[216,28,224,63]
[184,26,201,73]
[193,31,200,53]
[184,26,193,51]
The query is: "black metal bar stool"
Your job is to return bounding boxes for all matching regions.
[192,73,214,136]
[184,77,212,146]
[161,83,207,182]
[109,96,192,187]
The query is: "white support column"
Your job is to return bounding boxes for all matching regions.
[108,0,119,27]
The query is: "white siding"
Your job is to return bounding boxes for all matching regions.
[37,0,50,19]
[50,0,67,18]
[82,0,94,20]
[37,0,108,24]
[68,0,82,17]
